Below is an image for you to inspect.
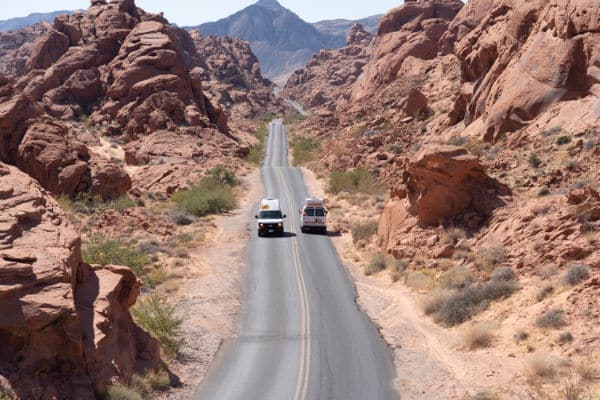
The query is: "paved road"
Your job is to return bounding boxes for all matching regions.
[194,120,398,400]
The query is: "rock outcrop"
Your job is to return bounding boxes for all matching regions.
[0,23,47,78]
[448,0,600,141]
[404,146,510,226]
[282,23,374,111]
[0,163,159,399]
[191,31,283,122]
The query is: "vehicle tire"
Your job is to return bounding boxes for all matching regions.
[258,231,263,237]
[321,227,327,234]
[300,226,306,233]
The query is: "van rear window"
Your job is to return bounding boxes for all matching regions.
[315,208,325,217]
[304,208,315,216]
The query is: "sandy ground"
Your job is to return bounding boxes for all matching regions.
[299,167,538,400]
[160,169,263,400]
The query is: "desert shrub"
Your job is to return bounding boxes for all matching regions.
[463,321,496,349]
[107,384,142,400]
[514,329,529,342]
[351,219,379,244]
[556,135,572,145]
[542,126,562,136]
[291,136,320,166]
[559,379,586,400]
[423,289,455,315]
[538,263,558,279]
[576,357,600,382]
[536,283,554,301]
[440,265,474,289]
[562,264,590,286]
[170,211,193,226]
[132,294,182,357]
[145,266,169,289]
[104,196,137,211]
[473,244,507,273]
[247,125,267,165]
[82,235,148,276]
[528,153,542,168]
[172,177,237,217]
[526,353,559,379]
[558,331,574,344]
[434,279,517,326]
[284,112,306,125]
[490,267,516,283]
[536,308,566,329]
[405,271,433,291]
[365,253,386,276]
[327,167,382,195]
[143,368,170,391]
[537,186,550,197]
[207,165,239,187]
[441,227,466,245]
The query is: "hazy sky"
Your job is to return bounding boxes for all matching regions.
[0,0,411,26]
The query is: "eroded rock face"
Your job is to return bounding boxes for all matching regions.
[282,23,374,111]
[0,23,47,78]
[449,0,600,141]
[0,163,159,398]
[405,146,510,226]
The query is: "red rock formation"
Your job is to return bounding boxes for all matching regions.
[449,0,600,141]
[404,146,510,226]
[191,31,282,121]
[0,162,159,398]
[0,23,47,78]
[282,23,374,111]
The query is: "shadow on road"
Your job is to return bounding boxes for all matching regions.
[259,232,297,238]
[300,230,342,237]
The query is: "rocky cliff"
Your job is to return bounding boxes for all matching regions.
[0,162,160,399]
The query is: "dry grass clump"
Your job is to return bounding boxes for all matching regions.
[107,384,142,400]
[439,265,474,289]
[526,353,559,380]
[464,391,502,400]
[562,264,590,286]
[462,321,496,349]
[422,289,455,315]
[441,227,466,245]
[364,252,386,276]
[536,308,566,329]
[405,271,434,291]
[536,283,555,301]
[576,356,600,382]
[351,219,379,244]
[473,244,507,273]
[538,264,558,279]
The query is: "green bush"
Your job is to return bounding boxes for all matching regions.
[171,178,237,217]
[284,112,306,125]
[536,308,566,329]
[562,264,590,286]
[82,235,149,276]
[351,219,379,244]
[107,384,142,400]
[291,136,320,166]
[207,165,239,187]
[247,125,267,165]
[327,167,382,195]
[434,279,517,326]
[132,294,182,357]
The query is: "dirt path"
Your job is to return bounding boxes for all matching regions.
[163,170,263,400]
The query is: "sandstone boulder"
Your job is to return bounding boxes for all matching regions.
[405,146,510,226]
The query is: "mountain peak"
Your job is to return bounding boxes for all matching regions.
[255,0,283,10]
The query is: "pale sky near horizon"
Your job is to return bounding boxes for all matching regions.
[0,0,413,26]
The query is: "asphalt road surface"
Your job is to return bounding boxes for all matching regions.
[194,119,399,400]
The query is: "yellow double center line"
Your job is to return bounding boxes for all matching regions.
[274,153,311,399]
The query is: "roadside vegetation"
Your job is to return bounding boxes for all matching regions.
[132,293,183,357]
[290,136,320,166]
[57,193,137,217]
[247,122,269,165]
[327,167,383,195]
[82,235,149,276]
[171,167,238,217]
[284,111,306,125]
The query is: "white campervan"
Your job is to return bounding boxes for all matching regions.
[255,198,286,236]
[300,198,327,233]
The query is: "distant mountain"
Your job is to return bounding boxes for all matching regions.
[193,0,377,86]
[313,15,382,38]
[0,11,72,32]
